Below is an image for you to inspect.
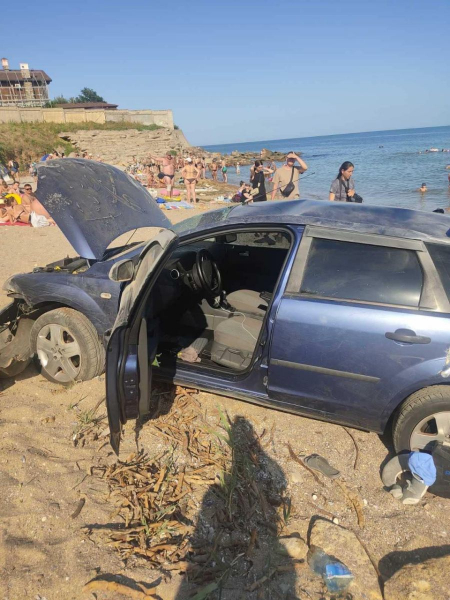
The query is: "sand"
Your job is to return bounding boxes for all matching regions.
[0,198,449,600]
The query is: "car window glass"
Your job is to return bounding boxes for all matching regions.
[227,232,290,249]
[300,238,423,307]
[426,243,450,302]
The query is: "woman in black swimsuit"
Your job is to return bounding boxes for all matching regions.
[251,161,272,202]
[181,159,200,203]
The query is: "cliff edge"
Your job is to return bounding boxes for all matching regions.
[58,127,192,164]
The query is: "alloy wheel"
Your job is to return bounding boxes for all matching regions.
[36,323,81,383]
[410,411,450,451]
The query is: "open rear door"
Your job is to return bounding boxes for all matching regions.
[106,229,178,453]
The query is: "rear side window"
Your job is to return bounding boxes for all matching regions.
[427,243,450,302]
[300,238,423,307]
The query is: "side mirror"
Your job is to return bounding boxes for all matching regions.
[109,259,134,282]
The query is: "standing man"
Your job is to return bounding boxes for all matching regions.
[271,152,308,200]
[8,159,19,182]
[149,152,176,197]
[201,157,207,179]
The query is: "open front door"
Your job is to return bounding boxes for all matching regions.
[106,229,178,453]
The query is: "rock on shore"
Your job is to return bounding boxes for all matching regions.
[208,148,303,167]
[384,554,450,600]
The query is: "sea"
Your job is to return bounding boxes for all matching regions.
[203,126,450,211]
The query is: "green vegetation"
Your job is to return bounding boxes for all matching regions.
[0,121,163,166]
[44,87,106,108]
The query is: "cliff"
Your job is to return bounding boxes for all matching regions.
[58,127,192,164]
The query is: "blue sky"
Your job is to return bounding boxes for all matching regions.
[4,0,449,145]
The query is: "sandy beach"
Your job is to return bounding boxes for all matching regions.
[1,198,449,600]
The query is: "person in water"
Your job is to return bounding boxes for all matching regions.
[419,183,427,193]
[329,161,356,202]
[221,159,228,183]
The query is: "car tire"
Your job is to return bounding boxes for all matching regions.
[30,308,105,384]
[393,386,450,452]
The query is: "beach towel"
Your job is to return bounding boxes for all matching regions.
[162,201,194,210]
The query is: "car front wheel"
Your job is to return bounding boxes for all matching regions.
[30,308,105,384]
[393,386,450,452]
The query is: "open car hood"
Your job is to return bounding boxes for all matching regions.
[35,158,171,260]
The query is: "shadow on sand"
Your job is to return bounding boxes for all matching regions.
[173,415,300,600]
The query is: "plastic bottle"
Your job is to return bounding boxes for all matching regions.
[308,546,354,593]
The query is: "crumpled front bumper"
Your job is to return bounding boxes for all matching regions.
[0,302,34,378]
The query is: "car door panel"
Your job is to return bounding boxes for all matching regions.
[106,229,179,453]
[268,297,450,431]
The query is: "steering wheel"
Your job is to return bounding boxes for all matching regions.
[192,249,222,301]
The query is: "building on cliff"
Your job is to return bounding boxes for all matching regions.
[0,58,51,108]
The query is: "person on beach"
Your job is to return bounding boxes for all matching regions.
[21,184,36,210]
[236,162,241,174]
[0,196,31,224]
[418,183,427,193]
[251,161,273,202]
[148,152,176,197]
[232,181,246,202]
[30,196,55,227]
[232,181,253,204]
[201,157,207,179]
[241,182,254,204]
[221,159,228,183]
[195,158,203,182]
[7,159,19,182]
[9,182,21,198]
[329,161,356,202]
[0,180,9,197]
[181,158,200,204]
[210,159,218,181]
[271,152,308,200]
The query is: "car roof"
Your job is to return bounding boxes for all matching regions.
[173,199,450,245]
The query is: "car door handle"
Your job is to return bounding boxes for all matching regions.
[385,329,431,344]
[238,251,249,257]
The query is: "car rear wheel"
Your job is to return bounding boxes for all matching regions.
[30,308,105,384]
[393,386,450,452]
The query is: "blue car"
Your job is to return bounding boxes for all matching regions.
[2,160,450,458]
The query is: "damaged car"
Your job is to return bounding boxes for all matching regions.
[2,159,450,458]
[0,158,172,383]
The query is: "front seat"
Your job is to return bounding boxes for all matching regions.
[227,289,269,318]
[211,313,262,370]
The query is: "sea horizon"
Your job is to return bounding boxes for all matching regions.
[203,125,450,211]
[202,124,450,152]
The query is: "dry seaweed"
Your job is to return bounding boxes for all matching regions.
[87,389,291,594]
[335,480,365,528]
